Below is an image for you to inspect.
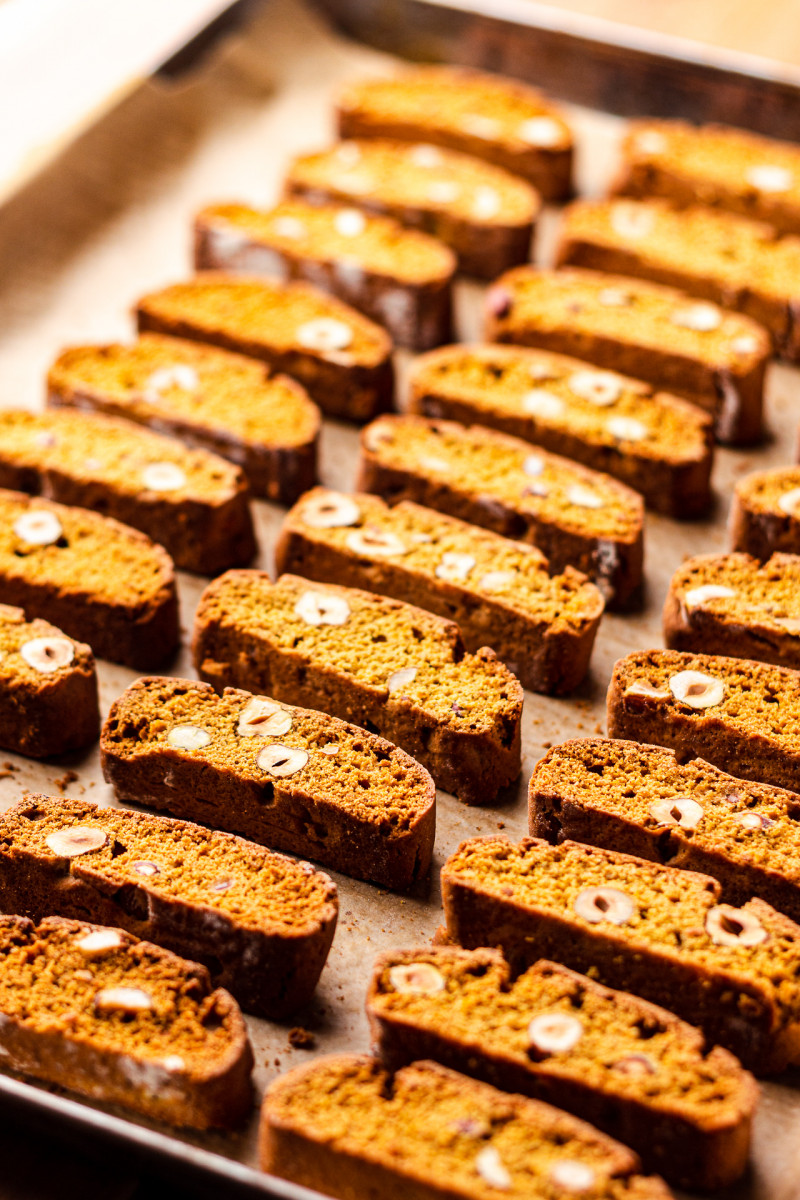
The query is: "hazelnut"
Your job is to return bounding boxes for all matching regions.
[486,285,512,320]
[435,552,476,582]
[271,215,307,239]
[597,286,632,308]
[211,878,233,892]
[613,1053,656,1076]
[94,987,154,1014]
[527,1012,583,1055]
[408,144,442,167]
[573,886,635,926]
[460,113,501,140]
[549,1160,596,1193]
[418,454,451,475]
[529,361,557,381]
[610,201,655,239]
[474,1146,511,1191]
[387,962,445,995]
[607,415,647,442]
[624,680,669,699]
[237,697,293,738]
[161,1055,185,1072]
[670,303,722,332]
[683,584,736,609]
[745,164,793,193]
[296,318,353,353]
[568,370,623,406]
[346,527,407,557]
[648,797,704,829]
[257,743,309,777]
[427,180,461,204]
[777,488,800,516]
[521,389,564,420]
[734,811,775,831]
[517,116,563,147]
[669,670,725,709]
[706,904,767,947]
[141,462,187,492]
[387,666,417,694]
[480,571,516,592]
[301,492,361,529]
[20,636,74,673]
[75,929,124,957]
[294,590,351,626]
[14,510,63,546]
[167,724,212,751]
[320,743,340,756]
[132,861,161,877]
[522,454,545,477]
[473,186,501,220]
[633,129,667,156]
[45,827,107,858]
[334,208,367,237]
[143,364,199,400]
[730,334,761,356]
[566,484,603,510]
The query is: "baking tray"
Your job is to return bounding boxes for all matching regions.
[1,1,800,1197]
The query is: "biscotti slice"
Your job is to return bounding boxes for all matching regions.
[192,571,522,805]
[408,344,714,517]
[485,267,770,445]
[0,490,178,669]
[608,650,800,793]
[0,914,252,1128]
[368,948,757,1190]
[616,120,800,238]
[136,273,393,422]
[276,488,604,694]
[47,333,320,504]
[531,737,800,922]
[0,408,255,575]
[558,198,800,361]
[730,465,800,562]
[663,551,800,669]
[260,1055,671,1200]
[357,415,644,607]
[337,66,573,200]
[101,676,435,891]
[441,835,800,1073]
[285,140,540,279]
[0,792,338,1018]
[0,603,99,757]
[194,200,455,352]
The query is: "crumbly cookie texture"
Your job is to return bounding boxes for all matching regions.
[192,570,522,805]
[0,792,338,1018]
[0,913,253,1129]
[275,487,604,694]
[731,466,800,562]
[357,413,644,608]
[485,266,769,445]
[531,736,800,922]
[441,835,800,1073]
[409,343,714,517]
[47,333,320,504]
[101,675,435,892]
[336,66,574,200]
[367,947,757,1191]
[260,1055,672,1200]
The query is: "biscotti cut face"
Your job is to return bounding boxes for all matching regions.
[276,488,604,694]
[730,466,800,562]
[285,140,540,280]
[194,200,455,352]
[0,793,338,1019]
[441,835,800,1073]
[663,551,800,670]
[557,198,800,361]
[47,333,320,504]
[0,408,255,575]
[0,914,252,1129]
[485,267,769,445]
[357,415,644,608]
[260,1056,672,1200]
[101,676,435,891]
[607,649,800,796]
[0,603,99,757]
[0,490,178,669]
[531,737,800,922]
[616,120,800,238]
[337,67,573,200]
[367,948,757,1191]
[136,274,394,423]
[408,344,714,518]
[192,571,522,805]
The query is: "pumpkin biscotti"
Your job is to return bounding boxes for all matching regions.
[0,408,255,575]
[0,604,99,757]
[194,200,455,351]
[276,488,604,695]
[47,333,320,504]
[0,491,178,669]
[441,835,800,1073]
[260,1056,672,1200]
[607,649,800,794]
[136,274,394,422]
[730,466,800,561]
[485,267,770,444]
[192,571,522,805]
[285,140,539,279]
[615,120,800,237]
[368,947,757,1190]
[101,676,435,891]
[663,551,800,669]
[0,793,338,1019]
[357,415,644,607]
[336,66,574,199]
[0,913,253,1128]
[408,344,714,517]
[530,737,800,921]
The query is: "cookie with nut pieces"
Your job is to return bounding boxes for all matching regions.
[730,465,800,563]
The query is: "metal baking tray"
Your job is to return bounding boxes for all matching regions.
[1,1,799,1196]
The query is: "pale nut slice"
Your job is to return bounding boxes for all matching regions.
[144,364,199,399]
[671,303,722,332]
[460,113,501,140]
[731,334,761,356]
[705,904,767,948]
[45,827,107,858]
[521,389,564,420]
[777,487,800,515]
[607,415,647,442]
[746,164,793,192]
[427,179,462,205]
[474,1146,511,1191]
[141,462,187,492]
[566,484,603,510]
[301,492,361,528]
[20,636,74,673]
[473,186,501,220]
[517,115,564,146]
[684,584,736,609]
[612,1053,656,1076]
[334,207,367,237]
[669,670,725,709]
[480,570,516,592]
[648,797,704,829]
[387,666,417,694]
[257,743,308,777]
[13,510,63,546]
[735,811,776,831]
[167,724,212,751]
[435,552,476,582]
[94,987,155,1014]
[633,129,667,156]
[624,680,670,699]
[573,886,635,926]
[610,201,655,239]
[346,527,407,558]
[238,697,293,738]
[568,370,623,407]
[527,1012,583,1055]
[296,318,353,353]
[549,1160,596,1193]
[597,286,632,308]
[387,962,445,995]
[75,929,125,957]
[294,590,351,626]
[132,860,161,876]
[271,215,307,240]
[522,454,545,477]
[408,143,443,168]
